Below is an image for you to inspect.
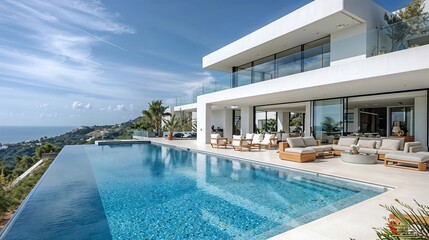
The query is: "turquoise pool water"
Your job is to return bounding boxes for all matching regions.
[1,143,386,239]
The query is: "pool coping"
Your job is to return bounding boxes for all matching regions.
[148,138,429,240]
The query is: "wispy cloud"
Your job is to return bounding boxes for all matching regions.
[0,0,213,126]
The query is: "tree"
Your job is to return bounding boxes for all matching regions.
[142,100,171,137]
[177,111,193,132]
[163,114,179,139]
[0,169,10,214]
[35,143,61,160]
[384,0,428,51]
[321,116,342,133]
[290,114,303,132]
[262,119,277,133]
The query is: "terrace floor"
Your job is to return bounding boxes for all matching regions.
[149,138,429,240]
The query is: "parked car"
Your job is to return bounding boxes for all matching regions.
[173,132,184,138]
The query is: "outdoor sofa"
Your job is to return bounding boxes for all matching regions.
[279,137,332,162]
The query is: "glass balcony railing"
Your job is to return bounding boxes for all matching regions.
[168,15,429,107]
[368,14,429,56]
[169,43,330,106]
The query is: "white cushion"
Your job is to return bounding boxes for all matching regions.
[245,133,254,140]
[385,153,429,163]
[211,134,220,139]
[302,137,317,146]
[332,145,350,151]
[262,134,274,144]
[285,148,316,154]
[359,148,378,154]
[286,137,305,148]
[307,145,332,152]
[380,139,401,150]
[404,142,421,153]
[232,135,243,147]
[252,134,262,143]
[337,137,358,146]
[358,140,376,149]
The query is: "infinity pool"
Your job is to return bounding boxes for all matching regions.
[1,143,386,239]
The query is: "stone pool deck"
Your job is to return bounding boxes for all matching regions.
[149,138,429,240]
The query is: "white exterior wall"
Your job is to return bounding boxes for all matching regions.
[196,102,212,144]
[207,109,233,138]
[331,0,387,66]
[415,96,428,146]
[277,112,290,132]
[305,102,311,137]
[211,110,225,132]
[331,24,367,65]
[241,106,254,136]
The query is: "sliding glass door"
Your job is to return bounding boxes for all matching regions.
[313,99,343,143]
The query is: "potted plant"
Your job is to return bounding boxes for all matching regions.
[163,114,179,140]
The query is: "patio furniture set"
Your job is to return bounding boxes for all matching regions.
[210,133,278,151]
[279,136,429,171]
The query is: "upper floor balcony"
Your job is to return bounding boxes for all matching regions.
[168,15,429,107]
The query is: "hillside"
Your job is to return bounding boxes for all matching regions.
[0,119,139,166]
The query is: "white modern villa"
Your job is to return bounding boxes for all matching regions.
[171,0,429,147]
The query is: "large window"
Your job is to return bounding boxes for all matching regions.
[255,111,277,133]
[313,99,343,143]
[390,106,414,137]
[303,37,330,71]
[232,110,241,136]
[233,36,330,87]
[253,55,275,83]
[276,46,302,77]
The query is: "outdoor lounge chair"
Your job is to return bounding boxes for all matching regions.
[210,134,228,149]
[259,133,277,149]
[231,135,260,151]
[384,152,429,171]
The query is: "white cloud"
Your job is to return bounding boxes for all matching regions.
[113,105,126,111]
[72,101,91,110]
[39,103,49,108]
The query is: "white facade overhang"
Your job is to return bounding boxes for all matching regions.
[203,0,387,72]
[199,45,429,107]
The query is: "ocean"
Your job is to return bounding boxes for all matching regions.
[0,126,77,144]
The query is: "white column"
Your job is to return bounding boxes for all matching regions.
[415,96,428,146]
[240,106,254,134]
[305,102,311,137]
[277,112,290,132]
[197,102,212,144]
[224,109,233,138]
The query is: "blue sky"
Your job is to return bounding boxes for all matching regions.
[0,0,411,126]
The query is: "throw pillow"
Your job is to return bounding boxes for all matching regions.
[302,137,317,146]
[337,137,357,146]
[286,137,305,148]
[380,139,401,150]
[358,140,376,149]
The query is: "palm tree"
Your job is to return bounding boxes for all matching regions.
[142,100,171,137]
[163,114,179,140]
